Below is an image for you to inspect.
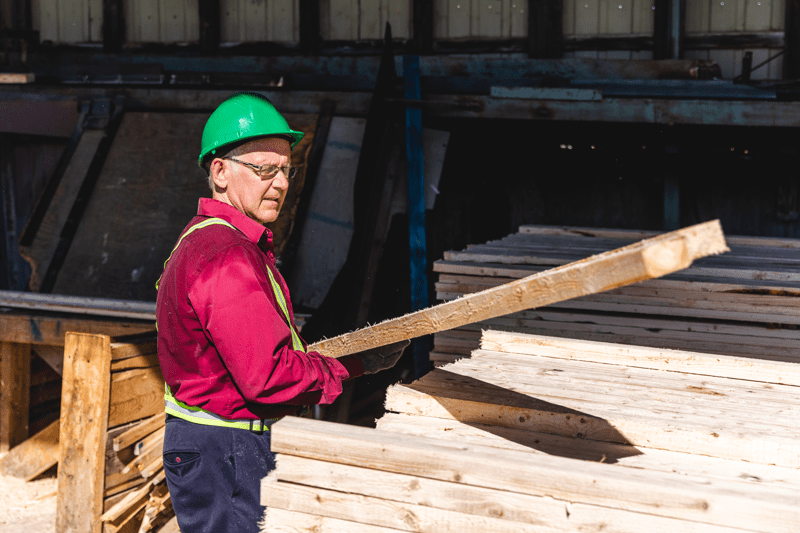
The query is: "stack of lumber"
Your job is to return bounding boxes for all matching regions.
[261,330,800,532]
[56,332,178,533]
[433,224,800,366]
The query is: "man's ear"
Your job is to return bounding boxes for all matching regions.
[210,158,228,191]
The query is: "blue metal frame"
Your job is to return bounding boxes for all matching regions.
[404,55,431,379]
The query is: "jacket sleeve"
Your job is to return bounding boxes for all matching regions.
[188,244,362,405]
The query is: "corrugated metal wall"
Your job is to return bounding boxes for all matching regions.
[125,0,199,43]
[27,0,789,80]
[34,0,103,43]
[684,0,785,79]
[221,0,299,43]
[320,0,411,40]
[432,0,527,39]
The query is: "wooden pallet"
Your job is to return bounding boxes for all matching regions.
[0,311,154,465]
[261,331,800,532]
[432,225,800,365]
[56,332,176,533]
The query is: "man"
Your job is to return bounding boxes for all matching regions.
[156,92,407,532]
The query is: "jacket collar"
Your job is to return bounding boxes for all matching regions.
[197,198,274,253]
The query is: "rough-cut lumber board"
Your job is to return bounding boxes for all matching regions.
[265,455,754,533]
[262,508,397,533]
[108,366,164,428]
[310,221,729,358]
[110,337,157,361]
[57,333,112,533]
[113,412,165,452]
[156,515,180,533]
[0,73,35,83]
[0,418,59,480]
[480,330,800,386]
[0,341,30,451]
[0,311,154,346]
[384,368,800,467]
[100,471,165,529]
[519,224,800,249]
[269,417,800,533]
[376,413,800,491]
[105,422,142,492]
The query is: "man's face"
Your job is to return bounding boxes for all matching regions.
[212,137,291,224]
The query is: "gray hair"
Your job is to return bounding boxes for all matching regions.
[206,141,256,192]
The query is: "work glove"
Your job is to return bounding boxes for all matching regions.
[357,339,410,375]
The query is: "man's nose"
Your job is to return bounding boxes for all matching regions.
[272,170,290,190]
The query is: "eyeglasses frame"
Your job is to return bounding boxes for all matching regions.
[223,157,297,181]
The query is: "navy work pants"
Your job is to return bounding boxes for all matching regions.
[163,415,276,533]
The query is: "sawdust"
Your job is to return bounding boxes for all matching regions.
[0,452,57,533]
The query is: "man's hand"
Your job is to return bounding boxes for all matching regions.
[357,340,411,375]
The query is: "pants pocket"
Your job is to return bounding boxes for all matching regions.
[164,451,201,479]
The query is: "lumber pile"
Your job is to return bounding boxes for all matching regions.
[57,332,177,533]
[261,330,800,532]
[432,224,800,366]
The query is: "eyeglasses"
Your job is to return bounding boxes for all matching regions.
[224,157,297,180]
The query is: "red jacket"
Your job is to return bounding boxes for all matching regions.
[156,198,363,420]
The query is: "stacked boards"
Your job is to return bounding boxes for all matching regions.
[261,330,800,532]
[56,332,176,533]
[433,224,800,366]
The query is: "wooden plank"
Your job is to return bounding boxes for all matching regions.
[0,342,30,451]
[310,220,729,358]
[157,515,180,533]
[480,330,800,384]
[0,73,35,83]
[105,421,142,492]
[266,455,761,533]
[0,312,154,346]
[108,366,164,428]
[32,345,64,375]
[384,371,800,467]
[269,417,800,532]
[113,412,165,452]
[57,333,112,533]
[519,224,800,249]
[263,508,396,533]
[376,413,800,490]
[0,418,59,480]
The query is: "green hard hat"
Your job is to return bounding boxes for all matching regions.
[198,92,304,168]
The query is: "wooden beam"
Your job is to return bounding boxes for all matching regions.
[0,342,30,451]
[527,0,563,59]
[57,333,112,533]
[267,453,793,533]
[310,220,729,358]
[0,311,154,346]
[112,412,165,452]
[0,418,58,480]
[480,330,800,386]
[108,366,164,428]
[268,417,800,532]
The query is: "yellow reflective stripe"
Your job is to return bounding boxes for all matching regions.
[159,217,304,427]
[266,267,304,352]
[164,383,280,431]
[155,218,237,290]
